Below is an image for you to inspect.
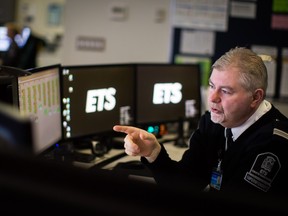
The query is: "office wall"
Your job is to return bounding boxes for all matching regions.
[61,0,172,65]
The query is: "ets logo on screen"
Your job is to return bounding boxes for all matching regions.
[86,87,116,112]
[85,87,132,125]
[153,82,198,118]
[153,82,182,104]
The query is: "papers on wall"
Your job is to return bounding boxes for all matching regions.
[251,45,278,98]
[280,48,288,98]
[271,0,288,30]
[180,30,215,56]
[174,55,211,87]
[172,0,229,32]
[230,1,257,19]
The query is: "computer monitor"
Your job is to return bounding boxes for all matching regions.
[12,64,62,154]
[61,64,135,142]
[135,64,201,140]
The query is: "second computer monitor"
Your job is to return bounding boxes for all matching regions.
[14,64,62,154]
[136,64,202,127]
[61,64,135,140]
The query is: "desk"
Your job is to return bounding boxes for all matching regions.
[73,139,189,183]
[73,133,188,168]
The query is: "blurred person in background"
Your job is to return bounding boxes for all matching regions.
[1,22,21,67]
[16,26,46,70]
[1,24,46,70]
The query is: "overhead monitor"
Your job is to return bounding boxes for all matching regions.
[13,64,62,154]
[61,64,135,141]
[135,64,202,133]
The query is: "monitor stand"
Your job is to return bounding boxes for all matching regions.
[73,136,112,161]
[174,118,188,148]
[40,141,96,163]
[72,138,102,163]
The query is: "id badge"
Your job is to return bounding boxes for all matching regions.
[210,167,223,190]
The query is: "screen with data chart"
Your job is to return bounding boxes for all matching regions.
[14,64,62,154]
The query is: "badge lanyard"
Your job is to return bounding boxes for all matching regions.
[210,129,230,190]
[210,154,223,190]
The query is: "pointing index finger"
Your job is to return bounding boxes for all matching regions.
[113,125,138,135]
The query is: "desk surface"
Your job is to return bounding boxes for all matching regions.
[74,141,187,184]
[73,140,189,183]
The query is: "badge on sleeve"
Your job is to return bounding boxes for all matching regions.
[244,152,281,192]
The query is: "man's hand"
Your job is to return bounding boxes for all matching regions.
[113,125,161,162]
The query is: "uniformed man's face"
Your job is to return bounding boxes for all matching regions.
[208,67,257,128]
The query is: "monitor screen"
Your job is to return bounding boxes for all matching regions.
[61,64,135,140]
[13,64,62,154]
[136,64,201,127]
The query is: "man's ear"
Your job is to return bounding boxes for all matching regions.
[252,88,264,104]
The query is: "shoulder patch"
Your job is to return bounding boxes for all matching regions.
[273,128,288,140]
[244,152,281,192]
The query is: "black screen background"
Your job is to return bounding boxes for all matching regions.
[62,65,135,139]
[136,64,201,125]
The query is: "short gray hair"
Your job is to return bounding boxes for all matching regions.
[212,47,268,96]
